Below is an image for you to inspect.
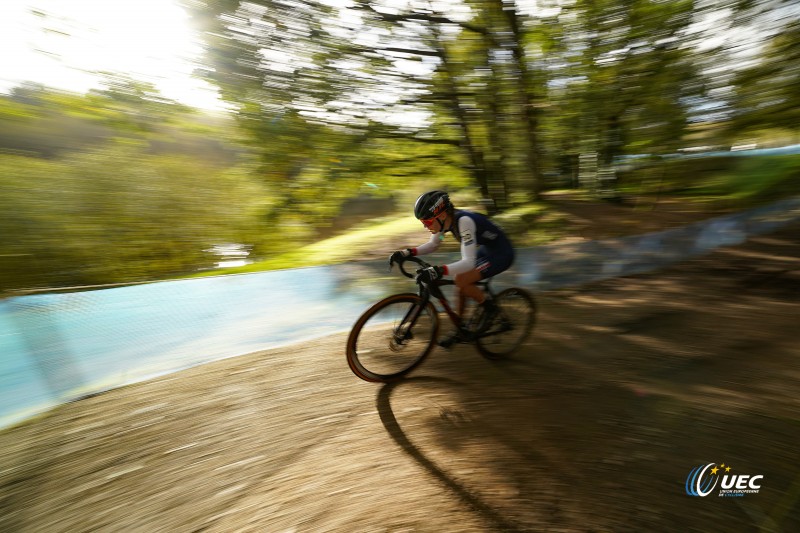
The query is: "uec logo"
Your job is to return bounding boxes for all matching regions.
[686,463,763,497]
[686,463,719,497]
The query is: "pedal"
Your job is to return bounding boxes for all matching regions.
[438,335,458,349]
[438,329,472,348]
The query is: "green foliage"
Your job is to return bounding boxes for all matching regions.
[617,156,740,194]
[0,84,244,163]
[702,155,800,204]
[617,154,800,208]
[0,97,38,121]
[0,145,268,292]
[728,21,800,136]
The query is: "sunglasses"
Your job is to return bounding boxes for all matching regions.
[421,216,439,229]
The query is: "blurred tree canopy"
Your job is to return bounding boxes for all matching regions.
[182,0,722,207]
[182,0,798,199]
[729,20,800,136]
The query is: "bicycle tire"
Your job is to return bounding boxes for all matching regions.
[476,287,536,360]
[346,293,440,382]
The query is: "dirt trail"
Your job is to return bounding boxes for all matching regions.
[1,216,799,532]
[539,192,734,240]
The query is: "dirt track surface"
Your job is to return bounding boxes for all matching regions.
[1,222,799,532]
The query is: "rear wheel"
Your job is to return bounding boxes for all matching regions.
[476,287,536,359]
[346,293,440,382]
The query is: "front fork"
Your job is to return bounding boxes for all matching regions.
[393,293,431,344]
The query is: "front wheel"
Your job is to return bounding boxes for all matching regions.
[346,293,440,382]
[476,287,536,360]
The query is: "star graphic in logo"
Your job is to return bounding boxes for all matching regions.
[711,466,720,475]
[726,466,732,472]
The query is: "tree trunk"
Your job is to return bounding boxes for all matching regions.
[501,2,543,199]
[435,40,492,202]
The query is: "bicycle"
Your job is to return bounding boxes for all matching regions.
[346,255,536,382]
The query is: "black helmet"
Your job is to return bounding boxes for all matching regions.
[414,190,451,220]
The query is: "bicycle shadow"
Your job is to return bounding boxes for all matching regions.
[371,345,736,531]
[377,376,532,532]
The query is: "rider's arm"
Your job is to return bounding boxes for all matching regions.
[442,216,478,276]
[410,232,443,256]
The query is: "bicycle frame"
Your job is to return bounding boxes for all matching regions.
[345,256,535,382]
[392,255,502,345]
[415,277,494,331]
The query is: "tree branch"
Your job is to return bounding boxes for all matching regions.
[360,4,489,36]
[373,132,461,146]
[380,46,441,58]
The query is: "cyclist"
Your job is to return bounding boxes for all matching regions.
[389,190,515,346]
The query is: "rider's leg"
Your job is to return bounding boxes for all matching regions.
[458,263,503,333]
[454,269,485,318]
[438,269,484,348]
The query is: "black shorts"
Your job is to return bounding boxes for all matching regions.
[475,245,514,279]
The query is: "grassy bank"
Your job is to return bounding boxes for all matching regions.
[191,215,425,277]
[618,153,800,208]
[192,202,563,278]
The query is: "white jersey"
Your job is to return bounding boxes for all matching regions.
[412,210,512,276]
